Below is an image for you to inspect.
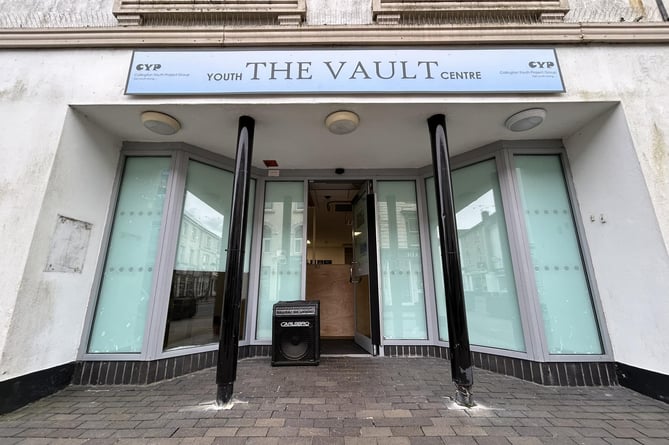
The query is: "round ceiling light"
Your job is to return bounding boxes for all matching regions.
[141,111,181,135]
[325,110,360,135]
[504,108,546,132]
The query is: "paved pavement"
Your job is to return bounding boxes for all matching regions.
[1,357,668,445]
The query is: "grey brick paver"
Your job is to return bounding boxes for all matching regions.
[359,426,392,437]
[453,426,488,436]
[0,358,667,445]
[179,438,215,445]
[602,439,643,445]
[409,437,446,445]
[236,426,269,436]
[245,438,280,445]
[267,426,300,437]
[210,438,246,445]
[636,439,669,445]
[474,437,513,445]
[298,427,329,436]
[422,425,456,436]
[314,437,346,445]
[204,427,238,437]
[643,430,669,439]
[508,437,543,445]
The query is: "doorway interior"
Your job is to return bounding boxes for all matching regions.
[305,180,370,355]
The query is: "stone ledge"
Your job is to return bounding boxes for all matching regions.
[113,0,306,26]
[371,0,570,24]
[1,22,669,48]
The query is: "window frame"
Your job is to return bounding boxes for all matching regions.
[422,139,612,362]
[79,143,260,361]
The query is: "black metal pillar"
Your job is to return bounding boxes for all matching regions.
[216,116,255,405]
[427,114,474,407]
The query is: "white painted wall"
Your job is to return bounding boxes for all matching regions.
[0,50,126,381]
[557,45,669,255]
[0,109,120,381]
[0,76,72,378]
[565,106,669,374]
[559,45,669,375]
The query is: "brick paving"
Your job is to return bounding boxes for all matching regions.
[1,357,668,445]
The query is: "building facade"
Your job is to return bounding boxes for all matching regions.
[1,0,668,412]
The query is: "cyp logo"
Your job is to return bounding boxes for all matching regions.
[135,63,162,71]
[528,61,555,69]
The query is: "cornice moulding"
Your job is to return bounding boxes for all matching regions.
[1,23,668,48]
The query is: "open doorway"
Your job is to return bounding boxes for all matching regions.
[305,180,371,355]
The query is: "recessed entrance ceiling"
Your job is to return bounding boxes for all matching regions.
[75,101,615,170]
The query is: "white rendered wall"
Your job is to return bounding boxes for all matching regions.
[557,45,669,255]
[0,109,120,381]
[559,45,669,375]
[0,50,125,381]
[565,106,669,375]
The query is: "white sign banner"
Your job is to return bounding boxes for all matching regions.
[125,48,565,95]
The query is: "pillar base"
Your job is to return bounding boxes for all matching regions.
[217,383,234,406]
[454,384,474,408]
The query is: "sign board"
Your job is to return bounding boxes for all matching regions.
[126,48,564,95]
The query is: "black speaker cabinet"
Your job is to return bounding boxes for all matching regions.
[272,300,320,366]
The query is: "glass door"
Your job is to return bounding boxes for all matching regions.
[351,182,381,355]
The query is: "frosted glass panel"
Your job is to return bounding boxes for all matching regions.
[88,157,171,353]
[256,181,305,339]
[377,181,427,340]
[515,155,602,354]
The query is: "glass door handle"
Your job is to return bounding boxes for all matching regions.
[349,266,360,284]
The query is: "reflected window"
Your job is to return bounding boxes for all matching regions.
[426,160,526,351]
[163,160,254,350]
[293,225,303,255]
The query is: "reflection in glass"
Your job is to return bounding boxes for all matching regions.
[377,181,427,340]
[88,157,171,353]
[256,181,305,339]
[427,160,525,351]
[163,161,255,350]
[515,155,602,354]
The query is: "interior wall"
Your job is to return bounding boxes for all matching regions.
[305,264,355,337]
[306,246,346,264]
[565,105,669,375]
[0,109,120,380]
[305,188,355,337]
